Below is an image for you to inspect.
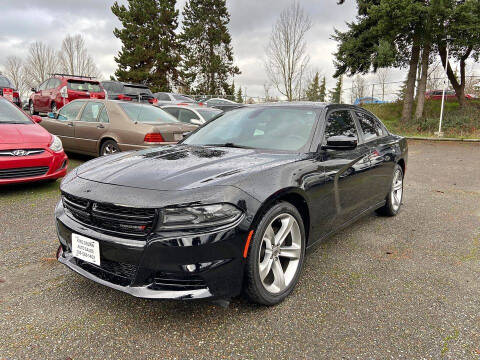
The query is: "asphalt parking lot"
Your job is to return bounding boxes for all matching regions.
[1,140,479,359]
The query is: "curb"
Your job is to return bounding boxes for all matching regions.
[406,136,480,142]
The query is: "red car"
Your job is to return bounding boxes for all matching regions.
[425,90,474,100]
[0,96,68,185]
[0,75,21,108]
[29,74,105,115]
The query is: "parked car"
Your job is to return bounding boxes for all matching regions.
[198,97,243,112]
[40,99,197,157]
[153,92,197,106]
[0,75,21,108]
[161,105,223,125]
[354,97,386,106]
[0,96,67,185]
[100,81,157,104]
[425,90,474,100]
[55,103,407,305]
[29,74,105,115]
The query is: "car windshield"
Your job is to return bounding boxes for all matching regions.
[172,94,194,102]
[68,80,102,92]
[183,107,319,151]
[120,102,179,123]
[124,86,153,96]
[0,76,13,88]
[0,97,32,124]
[197,109,222,121]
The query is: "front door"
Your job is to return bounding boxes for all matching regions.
[73,102,109,155]
[310,109,374,235]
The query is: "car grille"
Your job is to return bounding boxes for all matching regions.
[0,149,45,156]
[62,193,157,239]
[0,166,49,179]
[75,258,137,286]
[151,274,208,291]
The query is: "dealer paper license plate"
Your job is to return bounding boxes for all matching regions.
[72,234,100,266]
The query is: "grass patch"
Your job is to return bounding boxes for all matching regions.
[363,100,480,139]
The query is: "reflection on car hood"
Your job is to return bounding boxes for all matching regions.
[0,123,51,145]
[76,145,299,191]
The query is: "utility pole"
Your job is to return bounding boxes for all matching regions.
[436,35,453,137]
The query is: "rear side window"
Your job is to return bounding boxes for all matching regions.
[155,92,171,101]
[120,102,179,123]
[163,107,180,119]
[355,111,384,141]
[178,109,200,123]
[80,102,104,122]
[324,110,358,141]
[98,106,109,123]
[58,101,85,121]
[68,80,101,92]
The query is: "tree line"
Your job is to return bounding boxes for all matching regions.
[333,0,480,122]
[2,35,99,100]
[112,0,240,95]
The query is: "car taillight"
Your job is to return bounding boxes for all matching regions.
[148,98,158,104]
[60,86,68,98]
[13,91,19,101]
[118,94,132,101]
[144,133,165,143]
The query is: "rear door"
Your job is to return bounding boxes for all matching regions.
[354,110,396,204]
[74,101,109,155]
[41,101,86,151]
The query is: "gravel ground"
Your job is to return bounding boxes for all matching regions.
[1,141,479,359]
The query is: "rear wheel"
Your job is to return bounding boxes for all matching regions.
[51,102,57,113]
[244,202,306,305]
[29,101,38,115]
[100,140,120,156]
[376,164,404,216]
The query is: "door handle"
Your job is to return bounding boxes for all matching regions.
[67,122,74,127]
[96,124,105,129]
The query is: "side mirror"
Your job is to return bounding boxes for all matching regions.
[31,87,37,93]
[190,118,203,126]
[322,135,358,150]
[47,112,57,119]
[31,115,42,123]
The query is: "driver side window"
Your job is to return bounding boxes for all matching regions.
[58,101,85,121]
[324,110,358,143]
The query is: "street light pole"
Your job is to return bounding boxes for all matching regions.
[436,35,452,137]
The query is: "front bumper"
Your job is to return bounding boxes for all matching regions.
[55,201,249,300]
[0,149,68,185]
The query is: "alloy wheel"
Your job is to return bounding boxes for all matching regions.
[103,144,118,155]
[30,102,35,115]
[391,168,403,211]
[258,213,302,294]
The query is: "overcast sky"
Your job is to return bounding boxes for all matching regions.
[0,0,432,99]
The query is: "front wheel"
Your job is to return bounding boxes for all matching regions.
[244,202,306,305]
[29,101,38,115]
[100,140,120,156]
[376,163,404,216]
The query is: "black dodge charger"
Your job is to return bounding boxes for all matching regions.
[56,103,408,305]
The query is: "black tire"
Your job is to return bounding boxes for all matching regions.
[244,201,306,305]
[376,163,404,217]
[100,140,120,156]
[51,102,57,113]
[29,101,38,115]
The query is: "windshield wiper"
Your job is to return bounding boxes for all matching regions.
[204,143,254,149]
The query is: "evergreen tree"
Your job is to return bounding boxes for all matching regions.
[305,72,321,101]
[180,0,240,95]
[319,76,327,102]
[112,0,181,92]
[236,88,243,103]
[329,76,343,103]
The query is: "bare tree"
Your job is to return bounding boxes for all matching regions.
[376,68,390,101]
[59,34,99,78]
[3,56,27,99]
[265,1,312,101]
[352,74,366,100]
[426,60,445,91]
[23,41,59,88]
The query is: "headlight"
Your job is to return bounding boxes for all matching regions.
[158,203,243,230]
[49,135,63,152]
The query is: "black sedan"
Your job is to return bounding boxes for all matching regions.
[55,103,407,305]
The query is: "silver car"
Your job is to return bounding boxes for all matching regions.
[161,105,223,125]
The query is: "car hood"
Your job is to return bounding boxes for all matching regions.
[76,145,300,191]
[0,123,51,146]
